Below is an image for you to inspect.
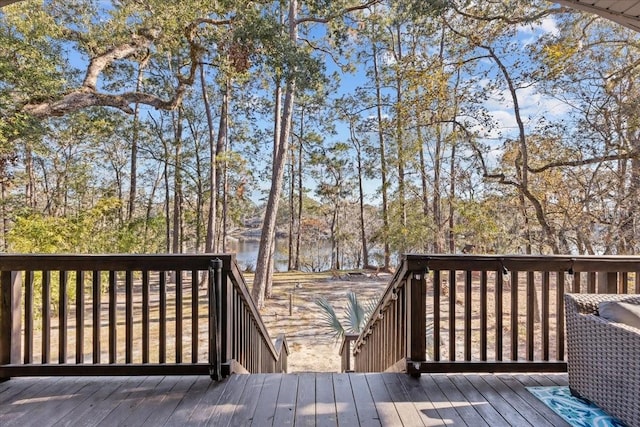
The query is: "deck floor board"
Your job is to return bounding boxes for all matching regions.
[432,374,489,427]
[448,374,509,427]
[250,373,282,426]
[0,372,569,426]
[230,372,267,427]
[315,371,337,427]
[380,372,426,426]
[416,373,468,425]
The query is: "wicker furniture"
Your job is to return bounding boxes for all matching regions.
[564,293,640,427]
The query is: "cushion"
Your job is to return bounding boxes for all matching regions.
[599,301,640,329]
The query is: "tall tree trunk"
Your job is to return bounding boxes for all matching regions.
[417,125,429,251]
[356,142,369,268]
[216,78,229,252]
[1,181,7,251]
[288,142,295,271]
[163,139,171,253]
[433,126,444,253]
[144,171,161,251]
[331,205,339,270]
[222,134,229,252]
[448,72,462,254]
[289,107,303,271]
[194,133,204,252]
[253,0,298,307]
[172,108,184,255]
[25,143,36,209]
[201,64,218,253]
[394,25,407,242]
[433,23,447,254]
[295,138,303,270]
[448,143,456,253]
[128,57,148,221]
[373,42,390,270]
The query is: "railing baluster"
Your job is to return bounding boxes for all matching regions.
[192,269,198,364]
[59,270,68,364]
[588,272,596,293]
[495,270,503,362]
[142,270,149,364]
[42,270,51,364]
[448,270,456,361]
[76,270,84,364]
[24,270,34,364]
[433,270,440,362]
[159,270,167,364]
[108,271,117,364]
[125,270,133,364]
[393,298,399,363]
[479,270,487,361]
[410,272,427,368]
[542,271,550,361]
[526,271,534,362]
[557,271,565,361]
[176,270,182,364]
[510,270,518,361]
[0,271,22,371]
[464,270,472,362]
[92,270,100,364]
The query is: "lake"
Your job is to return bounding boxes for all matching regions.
[225,237,358,272]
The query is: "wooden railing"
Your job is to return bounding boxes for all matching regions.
[0,254,287,380]
[344,254,640,375]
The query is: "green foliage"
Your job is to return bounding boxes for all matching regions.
[7,198,166,253]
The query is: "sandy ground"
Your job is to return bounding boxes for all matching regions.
[256,271,391,372]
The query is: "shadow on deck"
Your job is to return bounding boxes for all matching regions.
[0,372,569,426]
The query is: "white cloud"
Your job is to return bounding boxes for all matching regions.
[517,16,559,37]
[480,83,571,139]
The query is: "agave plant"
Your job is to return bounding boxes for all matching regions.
[315,291,379,341]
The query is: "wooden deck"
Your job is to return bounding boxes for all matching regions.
[0,372,569,426]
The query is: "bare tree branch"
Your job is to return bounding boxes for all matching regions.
[448,2,569,25]
[528,151,640,173]
[83,28,160,91]
[296,0,381,25]
[22,17,235,118]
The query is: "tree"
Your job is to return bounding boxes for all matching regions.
[252,0,380,307]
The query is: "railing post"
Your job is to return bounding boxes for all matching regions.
[219,258,232,368]
[340,334,358,372]
[208,259,223,380]
[406,270,426,377]
[1,271,22,381]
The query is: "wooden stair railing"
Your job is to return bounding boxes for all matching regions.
[0,254,287,381]
[344,254,640,375]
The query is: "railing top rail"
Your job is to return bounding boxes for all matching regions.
[403,253,640,273]
[0,254,235,271]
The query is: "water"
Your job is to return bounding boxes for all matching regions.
[225,237,336,272]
